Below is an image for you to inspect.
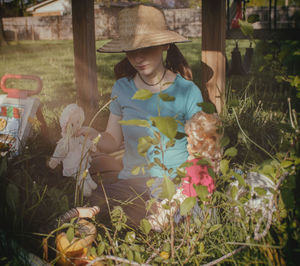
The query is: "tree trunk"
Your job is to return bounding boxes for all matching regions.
[201,0,226,114]
[0,5,7,46]
[72,0,99,123]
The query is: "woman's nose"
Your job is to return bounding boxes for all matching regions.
[129,50,145,63]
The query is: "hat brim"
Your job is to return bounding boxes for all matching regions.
[97,30,190,53]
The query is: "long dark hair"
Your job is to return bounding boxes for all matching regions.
[114,43,193,80]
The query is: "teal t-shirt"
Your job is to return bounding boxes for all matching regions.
[110,74,203,179]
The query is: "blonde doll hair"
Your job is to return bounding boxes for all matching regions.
[184,111,222,172]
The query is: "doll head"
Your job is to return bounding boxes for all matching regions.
[59,104,85,137]
[184,111,222,171]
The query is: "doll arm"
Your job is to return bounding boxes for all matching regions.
[48,138,68,169]
[78,136,98,153]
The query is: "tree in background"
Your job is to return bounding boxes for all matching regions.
[0,1,7,46]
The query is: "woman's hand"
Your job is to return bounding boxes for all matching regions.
[76,126,100,140]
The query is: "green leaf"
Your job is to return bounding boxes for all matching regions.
[207,167,216,179]
[179,161,194,168]
[146,178,155,188]
[220,136,230,147]
[150,116,178,139]
[220,159,230,175]
[224,147,238,157]
[254,187,267,197]
[294,50,300,56]
[163,242,171,252]
[154,157,162,167]
[280,160,293,168]
[228,99,239,107]
[194,185,209,201]
[125,231,136,243]
[119,119,150,127]
[197,102,216,114]
[259,65,265,72]
[175,131,188,139]
[230,185,238,199]
[196,159,211,166]
[238,205,246,219]
[66,226,74,242]
[137,136,153,156]
[247,14,260,23]
[261,164,275,177]
[233,172,245,186]
[166,139,176,149]
[140,219,151,235]
[208,224,222,233]
[97,242,105,256]
[131,166,141,175]
[198,242,205,253]
[160,176,175,200]
[159,93,175,101]
[90,246,97,256]
[134,251,142,263]
[239,19,254,37]
[180,197,197,216]
[132,89,153,100]
[127,249,134,261]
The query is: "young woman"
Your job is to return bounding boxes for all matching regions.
[79,4,203,225]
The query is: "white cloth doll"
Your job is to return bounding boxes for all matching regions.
[48,104,98,197]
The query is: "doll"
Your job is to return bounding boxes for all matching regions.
[148,111,222,231]
[48,104,98,197]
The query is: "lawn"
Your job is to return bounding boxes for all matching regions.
[0,38,252,128]
[0,38,299,265]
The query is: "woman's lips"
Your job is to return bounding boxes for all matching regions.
[137,65,147,70]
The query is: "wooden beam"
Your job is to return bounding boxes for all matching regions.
[201,0,226,114]
[72,0,99,122]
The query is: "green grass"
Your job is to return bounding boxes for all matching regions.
[0,38,253,125]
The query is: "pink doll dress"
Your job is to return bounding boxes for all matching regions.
[181,158,215,197]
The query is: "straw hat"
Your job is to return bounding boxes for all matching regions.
[97,4,189,53]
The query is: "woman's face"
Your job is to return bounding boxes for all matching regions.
[126,45,167,78]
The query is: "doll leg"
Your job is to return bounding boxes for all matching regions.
[86,173,97,190]
[76,172,93,197]
[147,189,186,231]
[147,201,170,232]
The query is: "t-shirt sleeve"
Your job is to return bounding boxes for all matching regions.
[185,82,203,120]
[109,83,122,116]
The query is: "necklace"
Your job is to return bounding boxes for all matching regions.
[137,68,167,87]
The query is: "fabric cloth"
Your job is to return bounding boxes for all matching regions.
[110,74,203,179]
[181,158,215,197]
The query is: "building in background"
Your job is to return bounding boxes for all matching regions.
[26,0,71,16]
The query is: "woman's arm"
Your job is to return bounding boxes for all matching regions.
[99,113,123,153]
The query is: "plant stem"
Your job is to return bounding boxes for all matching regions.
[170,214,175,258]
[86,255,152,266]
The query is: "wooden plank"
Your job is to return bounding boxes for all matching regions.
[32,11,61,16]
[201,0,226,114]
[72,0,99,122]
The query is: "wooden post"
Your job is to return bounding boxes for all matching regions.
[201,0,226,114]
[72,0,99,122]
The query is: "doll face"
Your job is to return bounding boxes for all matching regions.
[67,114,83,135]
